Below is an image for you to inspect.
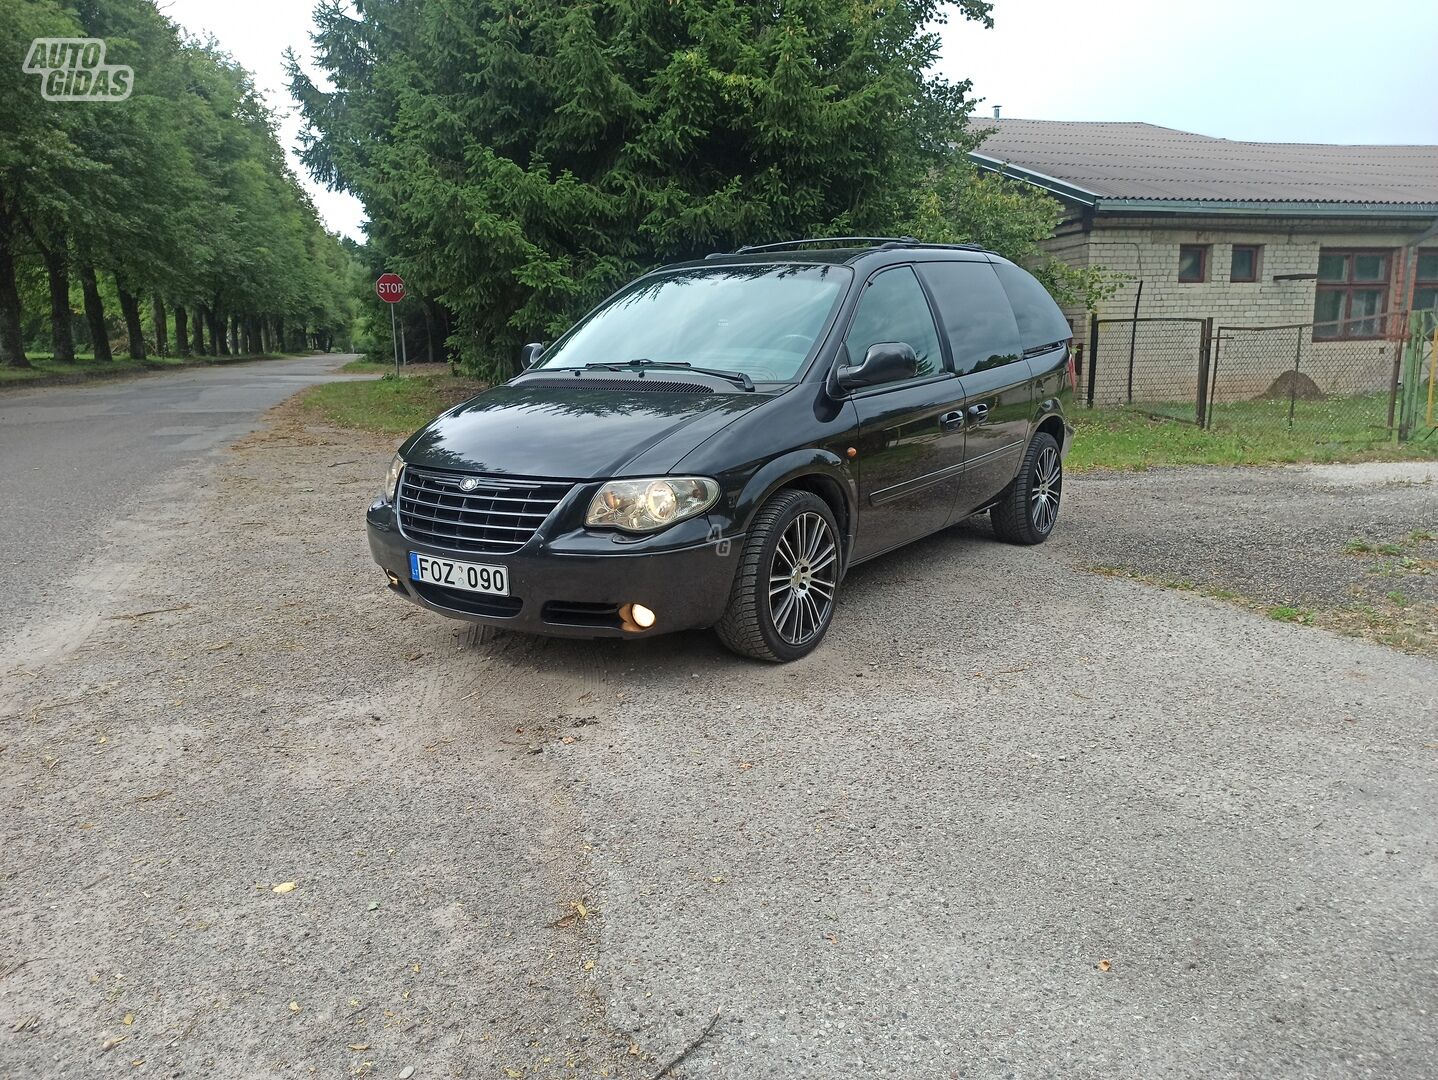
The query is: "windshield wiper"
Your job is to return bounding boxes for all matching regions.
[582,359,754,391]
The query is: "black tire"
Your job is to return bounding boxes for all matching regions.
[715,490,841,662]
[991,431,1063,545]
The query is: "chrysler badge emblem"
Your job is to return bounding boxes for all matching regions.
[459,477,480,492]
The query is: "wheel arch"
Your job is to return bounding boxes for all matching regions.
[732,450,857,567]
[1034,413,1067,449]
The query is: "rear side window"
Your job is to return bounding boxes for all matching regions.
[992,261,1070,351]
[844,266,943,378]
[916,261,1023,375]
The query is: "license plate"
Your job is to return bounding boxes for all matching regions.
[409,552,509,596]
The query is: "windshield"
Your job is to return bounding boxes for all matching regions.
[534,264,851,383]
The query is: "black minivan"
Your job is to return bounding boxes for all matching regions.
[368,237,1073,661]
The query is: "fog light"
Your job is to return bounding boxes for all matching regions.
[630,603,656,629]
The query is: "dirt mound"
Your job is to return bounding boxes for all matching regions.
[1259,369,1324,400]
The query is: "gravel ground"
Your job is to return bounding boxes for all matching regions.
[1055,461,1437,609]
[2,404,1435,1080]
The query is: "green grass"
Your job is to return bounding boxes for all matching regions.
[299,372,489,434]
[0,351,292,387]
[1268,605,1313,624]
[339,358,399,374]
[1070,399,1438,471]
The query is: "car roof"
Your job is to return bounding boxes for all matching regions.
[665,238,1004,273]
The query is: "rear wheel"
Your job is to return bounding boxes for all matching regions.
[991,431,1062,545]
[716,490,840,662]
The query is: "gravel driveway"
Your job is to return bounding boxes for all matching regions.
[2,401,1435,1079]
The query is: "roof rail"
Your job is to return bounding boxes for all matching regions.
[737,236,920,254]
[704,236,989,259]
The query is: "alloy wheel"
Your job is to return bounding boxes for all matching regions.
[1030,444,1061,534]
[767,511,838,646]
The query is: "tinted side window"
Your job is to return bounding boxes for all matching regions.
[992,261,1071,350]
[844,266,943,378]
[916,261,1023,375]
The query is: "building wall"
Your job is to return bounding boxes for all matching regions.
[1049,215,1428,405]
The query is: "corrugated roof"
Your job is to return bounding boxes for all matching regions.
[969,119,1438,205]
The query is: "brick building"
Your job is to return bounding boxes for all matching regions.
[970,119,1438,405]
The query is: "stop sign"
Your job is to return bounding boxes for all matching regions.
[375,273,406,303]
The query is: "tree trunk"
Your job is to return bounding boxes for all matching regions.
[115,279,146,360]
[43,245,75,363]
[228,315,239,356]
[0,236,27,368]
[77,263,112,364]
[193,305,207,355]
[209,306,227,355]
[174,305,190,356]
[152,296,168,357]
[423,298,442,364]
[275,317,285,354]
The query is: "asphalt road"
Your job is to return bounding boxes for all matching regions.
[0,354,361,644]
[0,388,1434,1078]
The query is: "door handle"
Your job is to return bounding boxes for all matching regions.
[967,403,990,422]
[939,410,964,431]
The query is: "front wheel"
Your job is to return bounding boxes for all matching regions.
[715,490,841,662]
[991,431,1063,545]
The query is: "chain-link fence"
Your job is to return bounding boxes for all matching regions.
[1085,316,1207,422]
[1208,316,1397,443]
[1399,309,1438,443]
[1085,311,1428,446]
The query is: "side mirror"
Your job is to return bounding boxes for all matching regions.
[519,342,546,370]
[835,341,918,390]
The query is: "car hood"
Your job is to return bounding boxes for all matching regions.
[399,379,773,479]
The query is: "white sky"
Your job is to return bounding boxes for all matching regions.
[162,0,1438,243]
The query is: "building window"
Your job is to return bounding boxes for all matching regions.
[1416,249,1438,313]
[1314,249,1391,339]
[1230,245,1261,282]
[1178,245,1209,283]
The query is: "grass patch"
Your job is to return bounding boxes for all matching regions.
[1092,564,1435,658]
[339,358,398,374]
[1070,402,1438,472]
[0,351,293,387]
[298,371,489,434]
[1344,530,1436,579]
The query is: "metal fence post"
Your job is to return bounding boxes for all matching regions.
[1196,317,1212,428]
[1387,323,1405,437]
[1087,314,1099,408]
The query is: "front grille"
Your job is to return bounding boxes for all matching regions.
[398,467,573,554]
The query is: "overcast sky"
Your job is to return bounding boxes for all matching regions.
[163,0,1438,243]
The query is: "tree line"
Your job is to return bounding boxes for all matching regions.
[289,0,1109,380]
[0,0,358,370]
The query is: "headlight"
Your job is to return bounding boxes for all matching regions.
[586,477,720,533]
[382,454,404,502]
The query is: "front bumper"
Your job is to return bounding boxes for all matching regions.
[366,501,742,638]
